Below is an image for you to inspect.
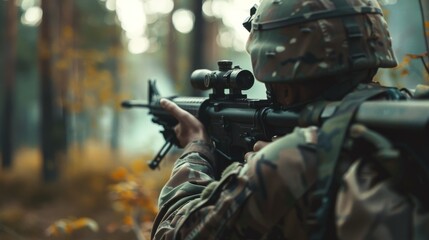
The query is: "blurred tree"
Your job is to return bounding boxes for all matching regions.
[166,0,206,95]
[72,0,122,150]
[38,0,123,181]
[0,1,3,120]
[39,0,65,181]
[2,0,18,169]
[190,0,204,96]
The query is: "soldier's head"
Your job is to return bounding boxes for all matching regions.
[245,0,397,106]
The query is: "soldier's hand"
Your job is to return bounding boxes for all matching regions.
[160,98,209,147]
[244,136,280,161]
[244,141,270,161]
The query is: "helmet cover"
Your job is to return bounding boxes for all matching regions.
[246,0,398,83]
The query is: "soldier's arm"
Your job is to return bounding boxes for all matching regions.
[151,99,218,239]
[151,139,217,239]
[169,127,319,239]
[152,99,318,239]
[153,128,318,239]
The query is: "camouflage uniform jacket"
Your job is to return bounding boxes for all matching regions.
[151,126,429,240]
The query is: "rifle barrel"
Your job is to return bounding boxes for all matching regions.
[121,100,150,108]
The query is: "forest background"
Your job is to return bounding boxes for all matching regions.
[0,0,427,239]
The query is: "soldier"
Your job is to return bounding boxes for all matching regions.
[151,0,429,239]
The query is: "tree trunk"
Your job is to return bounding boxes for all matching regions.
[167,9,178,87]
[39,0,68,181]
[2,0,18,169]
[56,0,73,152]
[191,0,204,70]
[110,57,121,151]
[190,0,205,96]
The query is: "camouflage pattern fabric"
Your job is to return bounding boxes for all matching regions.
[246,0,397,83]
[309,85,406,239]
[336,160,429,240]
[152,128,429,240]
[151,88,429,239]
[152,134,429,240]
[151,140,217,239]
[152,127,319,239]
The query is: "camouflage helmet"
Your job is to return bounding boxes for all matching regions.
[245,0,397,83]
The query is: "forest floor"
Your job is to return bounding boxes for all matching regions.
[0,143,175,240]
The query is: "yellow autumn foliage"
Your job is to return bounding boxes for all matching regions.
[392,52,429,83]
[106,156,172,236]
[111,167,129,181]
[46,217,99,236]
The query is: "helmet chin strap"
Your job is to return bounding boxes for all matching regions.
[264,83,278,106]
[264,83,293,108]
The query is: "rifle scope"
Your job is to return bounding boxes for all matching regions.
[190,60,254,93]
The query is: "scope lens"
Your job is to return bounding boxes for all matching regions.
[190,69,212,90]
[230,69,254,90]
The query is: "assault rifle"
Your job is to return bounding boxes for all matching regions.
[122,60,429,171]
